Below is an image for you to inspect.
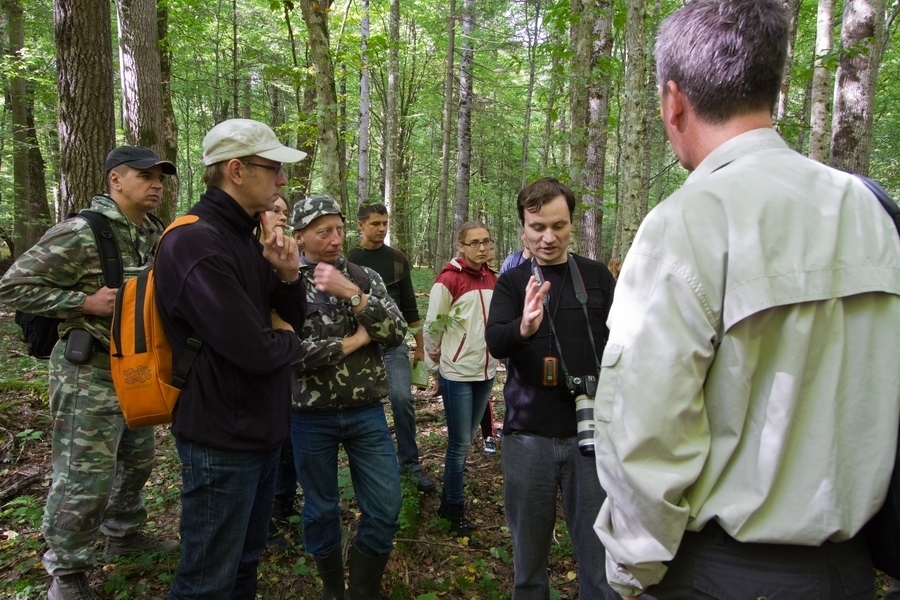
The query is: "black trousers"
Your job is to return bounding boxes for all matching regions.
[641,521,874,600]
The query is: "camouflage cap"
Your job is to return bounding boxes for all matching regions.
[292,194,345,230]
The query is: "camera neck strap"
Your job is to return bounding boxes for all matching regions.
[531,254,603,379]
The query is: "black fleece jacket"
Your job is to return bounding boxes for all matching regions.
[155,187,305,452]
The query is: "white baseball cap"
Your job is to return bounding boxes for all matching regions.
[202,118,308,166]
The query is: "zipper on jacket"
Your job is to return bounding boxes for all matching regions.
[452,333,468,362]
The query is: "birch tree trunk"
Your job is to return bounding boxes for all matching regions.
[357,0,371,207]
[435,0,456,272]
[299,0,344,202]
[54,0,115,214]
[116,0,179,222]
[808,0,835,163]
[830,0,885,174]
[453,0,475,233]
[618,0,648,258]
[383,0,400,245]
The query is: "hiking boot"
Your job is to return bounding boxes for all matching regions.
[483,436,497,455]
[438,497,477,538]
[410,469,436,494]
[47,573,100,600]
[104,532,179,557]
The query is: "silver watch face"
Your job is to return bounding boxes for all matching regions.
[350,293,362,306]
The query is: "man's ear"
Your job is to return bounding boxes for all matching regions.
[662,80,689,131]
[107,170,121,192]
[225,158,244,185]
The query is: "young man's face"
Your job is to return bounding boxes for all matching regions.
[522,195,571,266]
[358,211,389,248]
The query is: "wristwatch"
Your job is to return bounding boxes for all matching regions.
[348,291,363,307]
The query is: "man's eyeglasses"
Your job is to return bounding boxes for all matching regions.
[241,160,284,176]
[461,239,493,249]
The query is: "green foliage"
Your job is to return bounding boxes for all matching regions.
[424,307,463,336]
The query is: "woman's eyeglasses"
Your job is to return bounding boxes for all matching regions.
[461,239,493,249]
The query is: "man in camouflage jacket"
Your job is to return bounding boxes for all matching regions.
[289,194,406,600]
[0,147,179,600]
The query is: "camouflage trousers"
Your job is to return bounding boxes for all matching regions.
[41,341,156,576]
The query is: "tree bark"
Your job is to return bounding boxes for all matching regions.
[453,0,475,233]
[116,0,179,222]
[830,0,886,175]
[357,0,371,208]
[775,0,803,127]
[568,0,589,248]
[382,0,400,245]
[808,0,835,163]
[53,0,116,214]
[435,0,456,272]
[299,0,344,202]
[618,0,648,258]
[581,0,614,261]
[5,0,51,257]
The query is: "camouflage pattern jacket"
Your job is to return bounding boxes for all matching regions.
[0,195,161,349]
[292,255,407,410]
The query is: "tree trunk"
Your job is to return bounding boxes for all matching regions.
[281,1,315,195]
[435,0,456,272]
[157,1,180,219]
[5,0,51,257]
[520,0,541,188]
[808,0,835,163]
[357,0,371,208]
[618,0,648,258]
[775,0,803,127]
[830,0,886,175]
[116,0,178,222]
[54,0,116,214]
[453,0,475,233]
[299,0,344,203]
[568,0,589,249]
[382,0,400,245]
[581,0,614,261]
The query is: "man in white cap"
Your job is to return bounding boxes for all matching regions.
[154,119,308,600]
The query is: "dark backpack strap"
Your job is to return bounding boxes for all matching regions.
[857,174,900,236]
[78,210,123,287]
[346,262,372,294]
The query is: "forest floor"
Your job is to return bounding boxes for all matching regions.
[0,306,582,600]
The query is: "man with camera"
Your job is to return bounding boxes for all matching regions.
[485,177,617,600]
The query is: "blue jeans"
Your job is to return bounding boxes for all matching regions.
[382,343,422,471]
[440,376,492,505]
[502,432,612,600]
[291,402,401,557]
[168,440,278,600]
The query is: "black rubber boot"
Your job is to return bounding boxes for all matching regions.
[346,544,389,600]
[314,548,345,600]
[438,495,477,537]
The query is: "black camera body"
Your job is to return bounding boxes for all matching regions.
[566,374,597,398]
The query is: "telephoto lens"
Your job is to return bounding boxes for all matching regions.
[575,394,595,456]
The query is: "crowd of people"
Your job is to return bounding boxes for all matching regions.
[2,1,900,599]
